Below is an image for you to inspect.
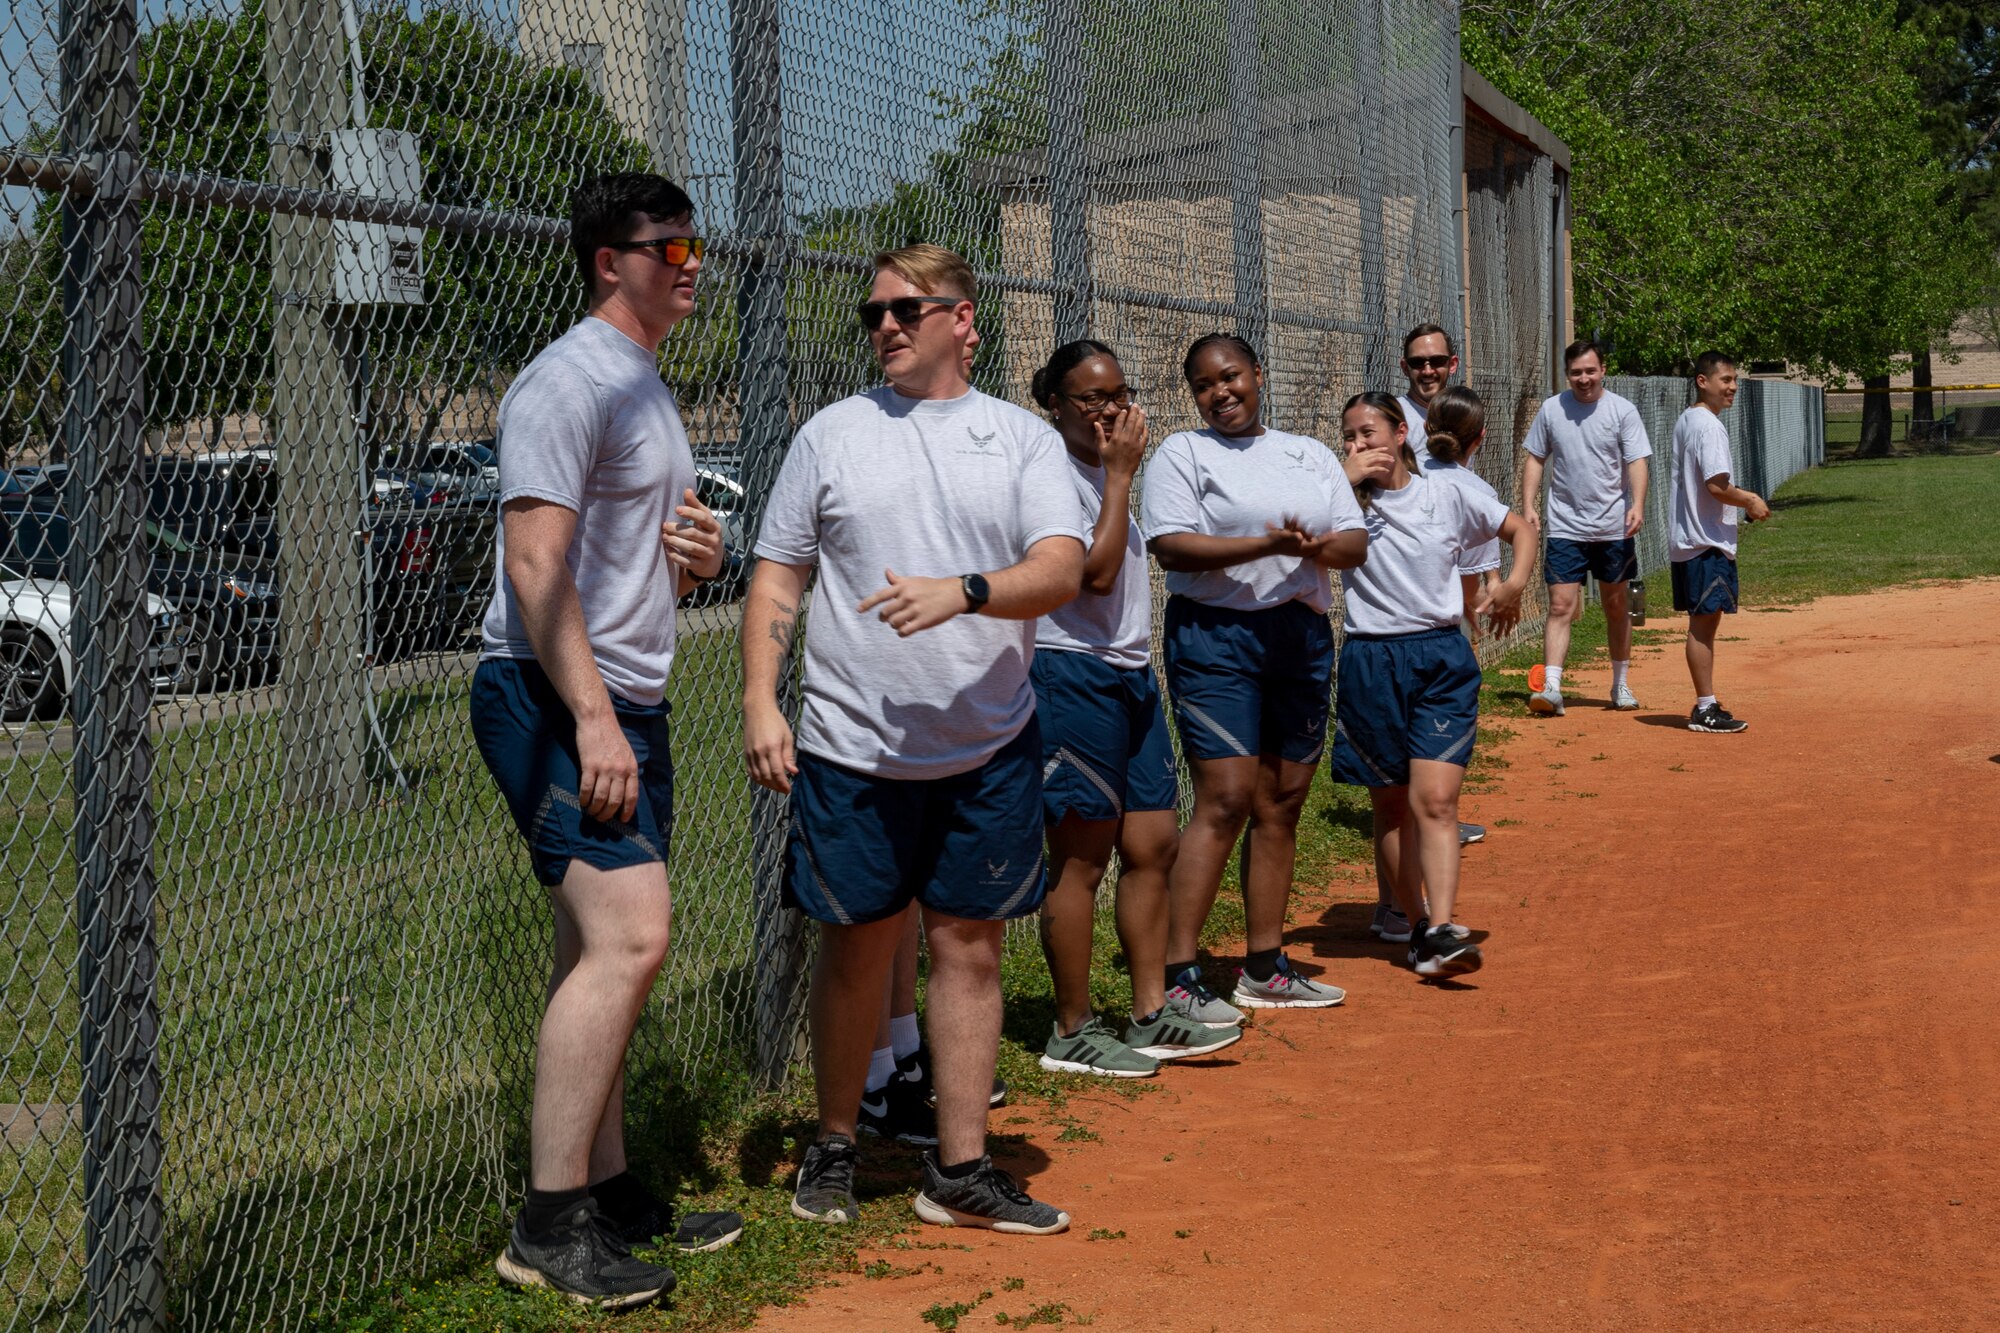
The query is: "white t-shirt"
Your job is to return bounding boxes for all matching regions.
[1340,472,1510,637]
[1036,455,1150,670]
[1421,460,1505,574]
[1671,405,1741,560]
[1139,427,1366,614]
[1398,393,1429,453]
[754,386,1089,780]
[1522,390,1652,540]
[480,316,694,706]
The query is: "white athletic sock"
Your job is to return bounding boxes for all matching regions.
[1696,694,1717,710]
[889,1012,921,1061]
[1611,660,1630,690]
[865,1046,896,1095]
[1545,664,1563,689]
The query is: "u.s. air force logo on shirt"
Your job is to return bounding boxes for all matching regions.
[959,429,999,456]
[1284,446,1309,468]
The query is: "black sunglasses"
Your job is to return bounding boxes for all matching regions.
[1405,354,1452,371]
[857,296,959,330]
[607,236,704,266]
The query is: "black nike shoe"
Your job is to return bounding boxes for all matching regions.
[1688,702,1748,733]
[859,1067,939,1145]
[899,1043,1008,1109]
[596,1178,745,1253]
[1408,920,1484,979]
[494,1198,674,1309]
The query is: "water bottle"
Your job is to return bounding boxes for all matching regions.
[1629,578,1647,626]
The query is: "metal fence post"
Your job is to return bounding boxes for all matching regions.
[1446,27,1468,362]
[267,0,368,809]
[59,0,166,1323]
[1356,0,1389,387]
[1224,0,1268,359]
[1047,0,1091,344]
[731,0,807,1089]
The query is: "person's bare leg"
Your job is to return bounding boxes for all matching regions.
[1543,581,1581,672]
[871,904,920,1061]
[810,913,908,1141]
[530,860,671,1192]
[1164,756,1257,963]
[1407,759,1467,925]
[1116,810,1179,1017]
[1602,580,1633,663]
[540,902,643,1187]
[1686,611,1721,697]
[920,910,1006,1165]
[1241,756,1317,953]
[1040,815,1118,1034]
[1371,786,1420,923]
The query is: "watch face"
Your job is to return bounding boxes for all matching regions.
[963,573,990,605]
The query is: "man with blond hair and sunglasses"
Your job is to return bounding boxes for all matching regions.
[743,243,1086,1235]
[473,173,742,1309]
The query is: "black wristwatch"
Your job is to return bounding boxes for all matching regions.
[960,572,991,613]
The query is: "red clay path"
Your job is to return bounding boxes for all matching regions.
[754,580,2000,1331]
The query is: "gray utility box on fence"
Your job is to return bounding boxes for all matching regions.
[330,128,425,305]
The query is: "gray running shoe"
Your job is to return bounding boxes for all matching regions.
[494,1199,675,1310]
[1528,684,1565,715]
[1166,965,1245,1028]
[790,1134,859,1224]
[1126,1007,1242,1060]
[1039,1016,1160,1078]
[1611,683,1642,711]
[1231,953,1346,1009]
[913,1153,1070,1235]
[1458,822,1486,845]
[1374,904,1415,943]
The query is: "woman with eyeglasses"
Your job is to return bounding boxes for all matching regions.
[1332,392,1536,980]
[1026,340,1243,1079]
[1139,333,1369,1019]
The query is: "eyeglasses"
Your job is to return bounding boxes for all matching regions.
[857,296,960,330]
[607,236,704,266]
[1405,354,1452,371]
[1062,388,1136,413]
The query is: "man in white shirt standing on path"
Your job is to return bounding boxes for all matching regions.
[742,244,1087,1236]
[1521,339,1653,715]
[1396,322,1458,456]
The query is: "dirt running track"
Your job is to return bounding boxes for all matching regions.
[754,581,2000,1331]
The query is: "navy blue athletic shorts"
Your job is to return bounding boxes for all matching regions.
[1545,536,1638,586]
[1031,648,1179,825]
[1330,627,1482,788]
[1672,548,1739,614]
[470,657,673,886]
[783,720,1048,926]
[1162,596,1334,764]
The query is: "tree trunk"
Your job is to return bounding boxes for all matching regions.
[1910,348,1934,441]
[1857,374,1894,457]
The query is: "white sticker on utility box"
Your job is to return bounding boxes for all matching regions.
[332,128,425,305]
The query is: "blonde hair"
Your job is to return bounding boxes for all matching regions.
[874,244,976,303]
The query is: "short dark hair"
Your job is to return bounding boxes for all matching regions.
[1402,323,1455,359]
[1563,339,1605,369]
[1031,339,1119,410]
[569,172,695,303]
[1183,332,1260,381]
[1693,349,1737,379]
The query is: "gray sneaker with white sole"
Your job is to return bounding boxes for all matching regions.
[913,1153,1070,1235]
[1126,1007,1242,1060]
[1039,1016,1159,1078]
[1231,953,1345,1008]
[1166,965,1246,1027]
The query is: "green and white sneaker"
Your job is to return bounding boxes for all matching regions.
[1231,953,1346,1009]
[1126,1007,1241,1061]
[1038,1017,1160,1078]
[1165,966,1245,1028]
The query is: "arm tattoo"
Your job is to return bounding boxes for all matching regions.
[767,599,797,655]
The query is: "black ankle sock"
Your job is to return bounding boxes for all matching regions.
[935,1155,985,1180]
[1166,960,1196,992]
[1243,947,1282,982]
[1135,1007,1163,1025]
[523,1184,590,1236]
[590,1170,646,1214]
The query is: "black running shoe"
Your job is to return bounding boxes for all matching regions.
[858,1069,939,1145]
[1688,702,1748,733]
[1408,920,1483,979]
[494,1199,674,1309]
[790,1134,860,1224]
[598,1181,746,1253]
[899,1044,1008,1109]
[912,1152,1070,1235]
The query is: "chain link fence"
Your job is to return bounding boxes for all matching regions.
[0,0,1817,1327]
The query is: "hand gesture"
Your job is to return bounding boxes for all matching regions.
[1623,506,1645,538]
[1096,404,1149,480]
[744,701,798,793]
[1474,579,1524,638]
[1343,445,1394,488]
[1744,493,1771,522]
[662,487,725,581]
[1265,515,1311,556]
[576,713,640,824]
[857,568,970,636]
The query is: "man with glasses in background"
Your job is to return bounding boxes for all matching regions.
[473,172,740,1310]
[742,244,1086,1235]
